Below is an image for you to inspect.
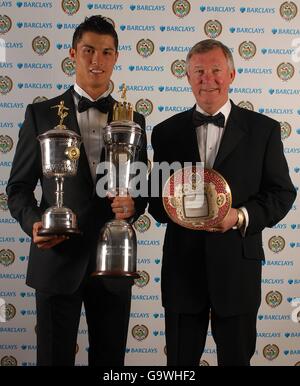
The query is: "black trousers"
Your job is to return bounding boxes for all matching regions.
[35,276,132,366]
[165,307,257,366]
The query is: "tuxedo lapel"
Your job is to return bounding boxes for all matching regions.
[213,102,246,169]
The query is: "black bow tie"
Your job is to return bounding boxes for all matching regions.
[193,110,225,128]
[77,95,113,113]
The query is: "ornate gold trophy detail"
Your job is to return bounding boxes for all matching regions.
[37,101,82,235]
[93,84,144,277]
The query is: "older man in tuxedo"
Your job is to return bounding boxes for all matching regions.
[148,39,296,366]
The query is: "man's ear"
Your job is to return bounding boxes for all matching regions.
[230,68,236,83]
[69,48,76,61]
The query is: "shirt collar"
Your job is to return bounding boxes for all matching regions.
[73,81,113,102]
[196,99,231,127]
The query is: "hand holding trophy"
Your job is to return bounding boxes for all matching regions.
[163,166,232,231]
[92,84,144,277]
[37,101,82,236]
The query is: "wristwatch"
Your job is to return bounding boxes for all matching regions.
[236,208,245,230]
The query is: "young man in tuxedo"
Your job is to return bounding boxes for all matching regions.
[7,15,147,366]
[148,39,296,366]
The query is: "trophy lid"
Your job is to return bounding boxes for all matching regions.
[37,100,81,141]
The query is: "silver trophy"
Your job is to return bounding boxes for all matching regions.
[37,101,82,236]
[93,88,144,277]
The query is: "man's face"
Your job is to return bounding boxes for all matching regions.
[69,31,118,96]
[187,47,235,114]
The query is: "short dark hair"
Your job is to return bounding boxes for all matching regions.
[186,39,235,72]
[72,15,118,51]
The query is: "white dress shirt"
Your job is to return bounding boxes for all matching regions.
[194,99,249,233]
[72,82,113,183]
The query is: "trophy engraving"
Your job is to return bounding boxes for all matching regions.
[93,85,144,277]
[37,101,82,236]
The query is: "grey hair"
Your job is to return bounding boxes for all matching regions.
[186,39,235,73]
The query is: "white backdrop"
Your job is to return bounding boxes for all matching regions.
[0,0,300,366]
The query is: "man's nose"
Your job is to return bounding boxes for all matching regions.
[91,51,103,65]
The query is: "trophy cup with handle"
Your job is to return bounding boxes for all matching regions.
[37,101,82,236]
[93,86,144,277]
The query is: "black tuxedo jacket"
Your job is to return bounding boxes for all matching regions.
[7,88,148,295]
[148,101,296,317]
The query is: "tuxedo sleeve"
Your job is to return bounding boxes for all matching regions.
[6,104,42,237]
[244,121,296,234]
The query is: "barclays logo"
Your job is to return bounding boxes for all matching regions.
[0,62,13,69]
[261,48,294,55]
[229,87,262,94]
[16,1,52,7]
[204,348,217,354]
[128,65,164,72]
[56,84,72,91]
[0,102,24,109]
[259,108,293,115]
[152,313,164,319]
[127,348,158,354]
[0,42,23,49]
[0,161,13,167]
[56,43,71,50]
[0,218,17,224]
[155,222,167,228]
[240,7,275,14]
[0,291,16,297]
[258,314,290,321]
[261,278,284,284]
[87,3,123,10]
[0,236,15,242]
[137,258,151,264]
[257,332,280,338]
[159,45,191,53]
[284,148,300,154]
[113,65,122,71]
[137,240,160,246]
[56,23,79,30]
[145,125,153,132]
[272,28,300,35]
[118,45,132,51]
[18,83,52,89]
[269,88,300,95]
[158,106,190,112]
[130,312,150,318]
[0,1,12,6]
[0,122,13,128]
[17,22,52,29]
[285,332,300,338]
[20,291,34,298]
[291,223,300,229]
[132,294,159,301]
[229,26,264,33]
[0,327,26,333]
[129,4,165,11]
[0,273,26,279]
[262,260,294,267]
[158,86,192,93]
[288,279,300,284]
[21,344,36,350]
[20,309,36,316]
[272,223,287,229]
[200,5,235,13]
[22,362,36,366]
[17,63,53,70]
[237,68,272,75]
[152,330,165,336]
[121,85,154,92]
[159,25,195,32]
[120,25,155,31]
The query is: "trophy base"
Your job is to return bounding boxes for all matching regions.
[91,270,140,278]
[37,228,81,237]
[39,206,80,237]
